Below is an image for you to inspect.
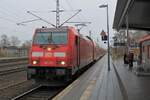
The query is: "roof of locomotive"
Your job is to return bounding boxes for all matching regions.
[34,26,94,42]
[35,26,75,33]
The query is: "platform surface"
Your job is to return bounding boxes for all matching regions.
[114,59,150,100]
[53,55,124,100]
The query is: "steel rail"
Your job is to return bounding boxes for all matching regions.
[11,85,42,100]
[0,67,27,76]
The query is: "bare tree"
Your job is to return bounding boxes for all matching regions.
[10,36,21,46]
[22,40,32,48]
[0,34,10,47]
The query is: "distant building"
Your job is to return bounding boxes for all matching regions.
[0,46,28,57]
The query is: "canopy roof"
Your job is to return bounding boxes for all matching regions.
[113,0,150,31]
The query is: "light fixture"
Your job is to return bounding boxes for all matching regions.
[47,47,52,51]
[61,61,65,65]
[32,60,38,65]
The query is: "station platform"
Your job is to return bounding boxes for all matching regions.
[52,55,123,100]
[114,59,150,100]
[52,55,150,100]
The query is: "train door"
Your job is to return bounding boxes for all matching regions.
[92,41,95,61]
[75,36,80,68]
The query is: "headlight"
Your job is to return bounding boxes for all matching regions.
[47,47,52,51]
[32,60,38,65]
[61,61,65,65]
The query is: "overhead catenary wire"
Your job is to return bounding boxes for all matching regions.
[0,2,26,23]
[0,16,16,23]
[51,0,83,27]
[52,0,83,26]
[59,9,82,27]
[17,0,66,27]
[64,0,82,21]
[16,19,41,26]
[0,10,18,21]
[27,11,56,27]
[64,0,91,26]
[64,0,92,33]
[0,0,85,28]
[18,0,83,28]
[0,8,19,19]
[0,3,36,27]
[53,0,66,10]
[0,9,18,24]
[30,9,81,13]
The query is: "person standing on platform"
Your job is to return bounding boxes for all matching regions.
[124,53,128,64]
[128,51,134,69]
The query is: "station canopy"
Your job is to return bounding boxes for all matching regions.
[113,0,150,31]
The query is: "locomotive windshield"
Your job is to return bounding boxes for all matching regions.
[33,32,67,44]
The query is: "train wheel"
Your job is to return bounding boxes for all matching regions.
[64,69,72,82]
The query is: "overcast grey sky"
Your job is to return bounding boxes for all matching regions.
[0,0,117,45]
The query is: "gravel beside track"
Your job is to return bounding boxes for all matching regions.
[0,59,65,100]
[0,80,36,100]
[0,67,27,76]
[0,57,27,63]
[0,71,27,90]
[0,61,28,68]
[11,86,64,100]
[0,57,37,100]
[0,57,28,76]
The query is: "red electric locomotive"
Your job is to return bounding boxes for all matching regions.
[28,26,103,83]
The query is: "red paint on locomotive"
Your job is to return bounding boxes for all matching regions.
[28,26,104,82]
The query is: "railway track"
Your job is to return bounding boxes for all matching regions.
[0,57,28,68]
[0,80,36,99]
[0,61,28,67]
[0,57,62,100]
[10,56,105,100]
[11,85,64,100]
[0,57,27,63]
[0,57,28,75]
[0,67,27,75]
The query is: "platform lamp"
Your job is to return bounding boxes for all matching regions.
[99,4,110,71]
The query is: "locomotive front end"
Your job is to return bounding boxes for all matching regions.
[28,27,71,82]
